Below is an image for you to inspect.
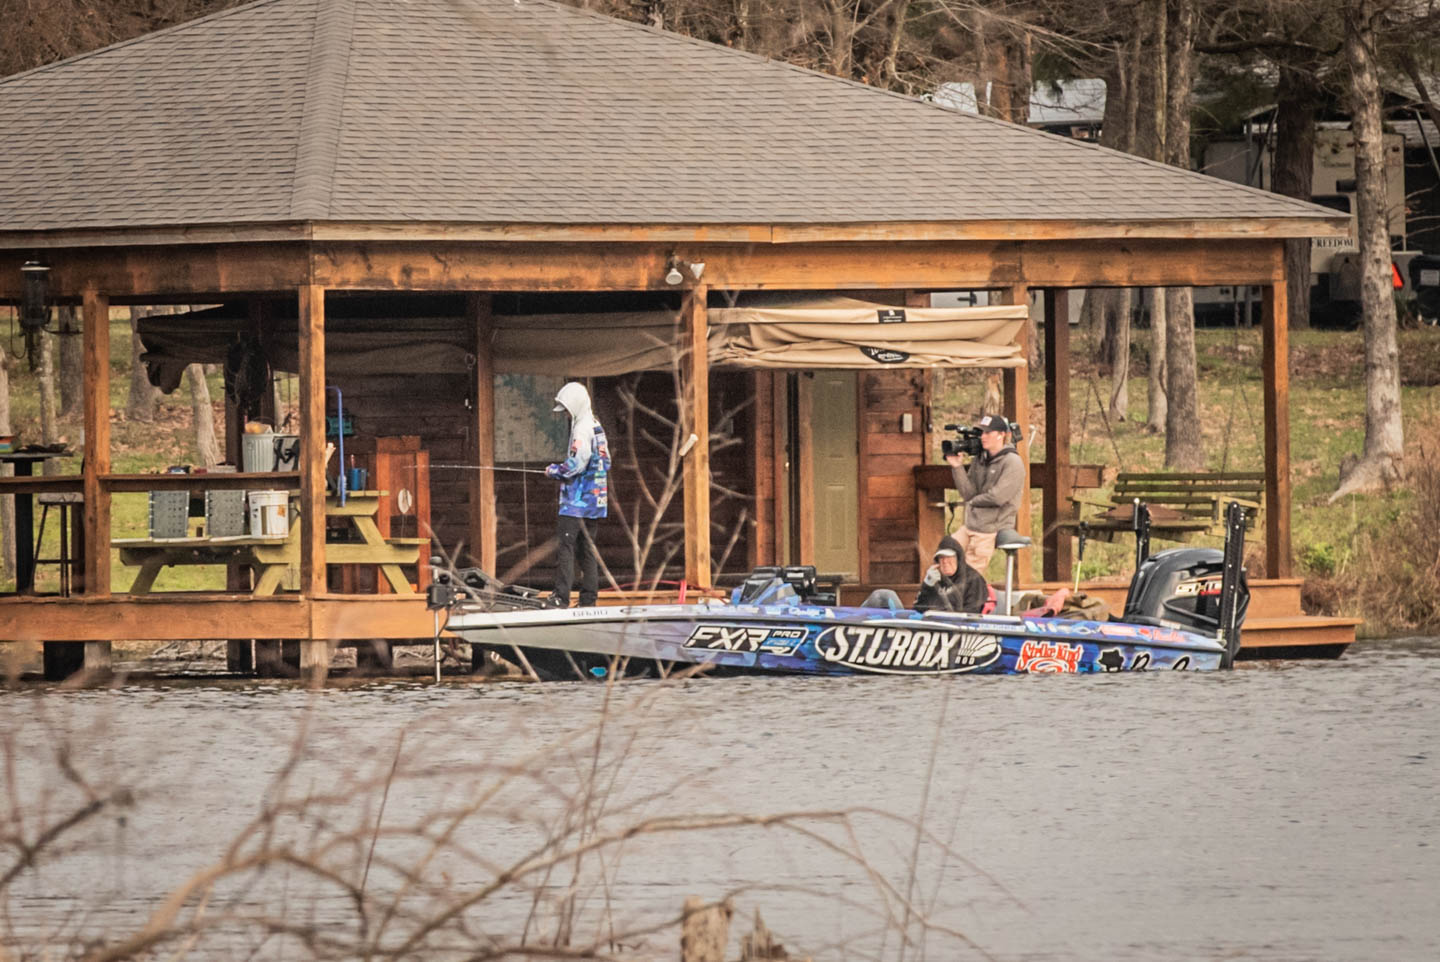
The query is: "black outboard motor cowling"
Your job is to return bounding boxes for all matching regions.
[1122,547,1250,636]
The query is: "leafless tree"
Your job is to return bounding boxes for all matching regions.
[126,307,163,422]
[1333,0,1407,497]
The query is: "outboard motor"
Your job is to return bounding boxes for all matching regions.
[1122,548,1249,635]
[1123,501,1251,668]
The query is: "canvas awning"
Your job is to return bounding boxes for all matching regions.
[494,297,1028,374]
[138,297,1028,388]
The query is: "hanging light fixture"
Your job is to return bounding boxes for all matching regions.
[20,261,51,332]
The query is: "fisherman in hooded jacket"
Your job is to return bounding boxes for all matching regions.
[914,534,990,613]
[545,382,611,607]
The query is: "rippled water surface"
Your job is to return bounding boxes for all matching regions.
[3,638,1437,960]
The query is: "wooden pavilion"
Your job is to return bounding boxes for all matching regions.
[0,0,1355,676]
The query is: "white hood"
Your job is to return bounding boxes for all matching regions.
[554,381,598,463]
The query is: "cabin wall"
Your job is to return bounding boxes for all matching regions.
[858,369,927,584]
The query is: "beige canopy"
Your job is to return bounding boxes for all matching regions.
[495,297,1028,374]
[139,297,1028,385]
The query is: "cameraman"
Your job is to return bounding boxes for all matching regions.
[943,413,1025,574]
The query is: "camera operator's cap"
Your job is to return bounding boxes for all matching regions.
[975,414,1007,433]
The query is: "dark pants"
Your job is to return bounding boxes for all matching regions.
[554,515,599,607]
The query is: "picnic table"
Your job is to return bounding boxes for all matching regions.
[114,490,426,595]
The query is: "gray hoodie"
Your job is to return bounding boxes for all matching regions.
[949,445,1025,533]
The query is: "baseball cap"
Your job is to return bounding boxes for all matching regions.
[975,414,1008,433]
[933,546,958,558]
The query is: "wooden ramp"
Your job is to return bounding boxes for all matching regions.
[839,578,1357,659]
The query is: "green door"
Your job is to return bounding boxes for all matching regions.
[811,371,859,578]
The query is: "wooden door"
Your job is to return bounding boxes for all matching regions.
[810,371,859,578]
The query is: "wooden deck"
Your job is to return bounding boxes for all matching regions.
[839,578,1357,658]
[2,574,1353,682]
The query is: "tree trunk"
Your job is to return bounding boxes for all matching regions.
[1107,289,1132,422]
[127,306,162,422]
[57,305,83,417]
[38,331,58,449]
[1147,288,1168,432]
[1275,63,1321,331]
[1093,50,1135,376]
[0,341,13,580]
[1333,0,1404,498]
[187,363,222,467]
[1162,0,1202,467]
[1164,288,1204,467]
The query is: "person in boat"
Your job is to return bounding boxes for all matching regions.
[860,535,990,613]
[943,413,1025,575]
[545,382,611,607]
[914,535,990,613]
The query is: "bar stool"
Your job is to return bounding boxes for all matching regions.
[994,527,1033,616]
[34,492,84,596]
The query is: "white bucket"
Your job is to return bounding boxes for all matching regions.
[248,490,291,537]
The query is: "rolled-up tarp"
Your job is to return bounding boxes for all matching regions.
[138,297,1029,386]
[710,299,1027,369]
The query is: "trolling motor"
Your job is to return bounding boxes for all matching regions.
[1121,500,1250,667]
[426,558,549,612]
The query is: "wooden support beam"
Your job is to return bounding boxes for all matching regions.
[0,238,1290,303]
[82,288,110,596]
[681,284,712,589]
[1262,281,1293,578]
[468,293,497,571]
[297,285,327,596]
[1000,284,1033,580]
[749,370,775,569]
[771,373,789,563]
[1042,289,1073,581]
[794,374,815,565]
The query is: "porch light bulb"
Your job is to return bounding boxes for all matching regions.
[664,265,684,285]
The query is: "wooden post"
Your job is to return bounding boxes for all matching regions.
[82,288,110,599]
[680,896,732,962]
[1262,280,1292,578]
[297,285,327,597]
[749,370,774,569]
[794,374,815,566]
[771,372,788,562]
[1042,288,1073,581]
[1001,284,1033,581]
[681,285,711,589]
[468,293,497,572]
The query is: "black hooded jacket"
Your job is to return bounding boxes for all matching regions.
[914,535,990,613]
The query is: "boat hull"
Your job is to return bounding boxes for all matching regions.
[446,602,1225,680]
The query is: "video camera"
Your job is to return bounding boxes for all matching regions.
[941,419,1022,458]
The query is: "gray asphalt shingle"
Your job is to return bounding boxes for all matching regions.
[0,0,1338,233]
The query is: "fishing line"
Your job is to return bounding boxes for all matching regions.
[425,463,550,475]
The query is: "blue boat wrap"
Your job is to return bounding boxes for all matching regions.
[448,601,1224,676]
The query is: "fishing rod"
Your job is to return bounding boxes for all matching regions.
[425,464,551,475]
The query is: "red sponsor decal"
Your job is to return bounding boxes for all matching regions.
[1017,639,1083,673]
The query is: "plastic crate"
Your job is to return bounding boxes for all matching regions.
[205,490,247,537]
[148,490,190,539]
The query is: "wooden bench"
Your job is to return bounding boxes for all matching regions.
[1072,471,1265,542]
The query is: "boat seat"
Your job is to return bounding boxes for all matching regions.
[995,528,1032,551]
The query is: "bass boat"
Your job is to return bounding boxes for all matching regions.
[433,505,1251,681]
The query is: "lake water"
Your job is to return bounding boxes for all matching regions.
[3,637,1437,960]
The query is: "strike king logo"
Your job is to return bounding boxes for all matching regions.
[1016,639,1083,673]
[815,624,1000,674]
[684,624,808,656]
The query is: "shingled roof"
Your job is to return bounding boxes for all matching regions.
[0,0,1344,238]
